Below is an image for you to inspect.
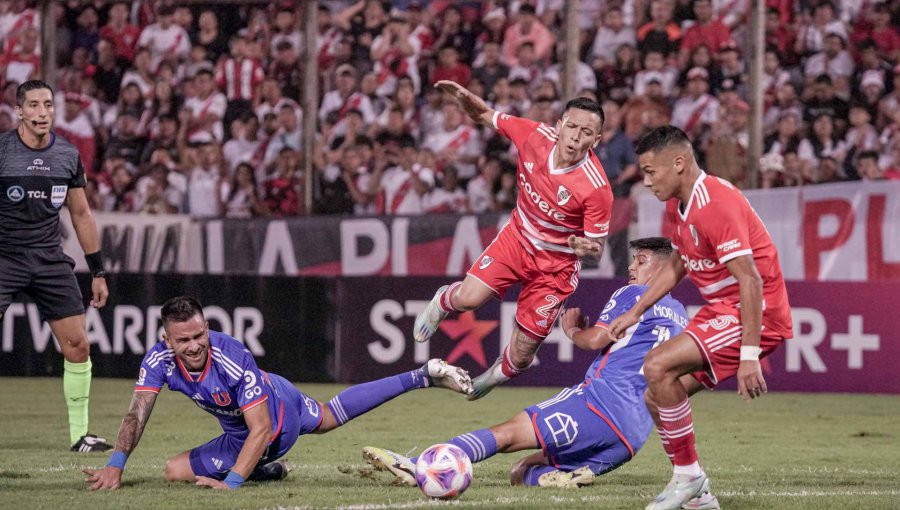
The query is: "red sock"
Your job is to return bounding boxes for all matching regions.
[438,281,463,313]
[499,346,521,378]
[656,426,676,465]
[658,399,698,467]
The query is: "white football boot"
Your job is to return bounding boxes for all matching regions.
[681,489,721,510]
[537,466,595,489]
[645,472,711,510]
[362,446,416,486]
[426,359,473,395]
[413,285,449,343]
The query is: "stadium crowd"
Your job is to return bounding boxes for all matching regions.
[0,0,899,219]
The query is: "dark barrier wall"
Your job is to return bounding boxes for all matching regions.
[336,278,899,394]
[0,274,333,382]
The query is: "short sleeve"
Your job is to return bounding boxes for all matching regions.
[583,185,613,238]
[492,112,540,149]
[135,347,169,393]
[225,345,268,412]
[69,156,86,188]
[595,285,645,328]
[701,200,753,264]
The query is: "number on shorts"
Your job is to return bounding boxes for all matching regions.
[536,295,560,318]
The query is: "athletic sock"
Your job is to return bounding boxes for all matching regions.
[499,345,523,378]
[410,428,498,465]
[523,465,557,486]
[437,281,463,313]
[658,398,702,476]
[657,426,676,465]
[64,358,92,444]
[327,368,428,426]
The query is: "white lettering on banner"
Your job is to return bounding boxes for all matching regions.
[392,217,409,276]
[446,216,484,275]
[786,308,827,373]
[204,220,225,274]
[368,300,406,363]
[831,315,879,369]
[341,219,389,275]
[259,221,298,275]
[1,305,265,356]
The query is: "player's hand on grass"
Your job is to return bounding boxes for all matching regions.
[83,466,122,490]
[608,310,640,340]
[567,235,602,258]
[195,476,230,489]
[736,360,767,402]
[91,277,109,308]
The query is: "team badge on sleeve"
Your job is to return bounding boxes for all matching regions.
[479,256,494,270]
[51,185,68,208]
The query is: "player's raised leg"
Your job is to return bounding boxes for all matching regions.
[316,359,473,433]
[642,334,711,510]
[413,276,495,343]
[468,326,541,400]
[52,314,112,452]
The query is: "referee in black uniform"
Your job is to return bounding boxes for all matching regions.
[1,80,112,452]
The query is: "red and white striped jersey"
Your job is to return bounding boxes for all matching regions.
[493,112,614,272]
[216,58,265,102]
[666,172,792,338]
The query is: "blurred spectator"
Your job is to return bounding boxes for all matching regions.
[221,162,269,218]
[223,115,261,171]
[637,0,683,58]
[804,31,854,98]
[99,2,140,64]
[134,163,182,214]
[597,43,639,103]
[795,1,846,57]
[596,100,638,196]
[432,6,476,64]
[0,26,40,84]
[217,31,265,131]
[877,66,900,129]
[184,67,227,142]
[140,113,180,166]
[856,150,885,181]
[137,5,191,71]
[679,0,731,64]
[671,67,719,143]
[508,42,541,89]
[802,74,849,133]
[184,141,226,218]
[431,45,470,87]
[467,157,502,213]
[543,44,597,95]
[502,4,554,66]
[105,112,147,167]
[372,134,434,215]
[424,165,468,213]
[72,5,100,54]
[592,7,637,65]
[634,50,677,97]
[472,41,509,96]
[621,77,672,139]
[268,40,303,100]
[93,40,124,104]
[55,92,96,175]
[337,0,389,67]
[121,48,155,98]
[97,163,136,212]
[193,10,230,64]
[798,114,847,181]
[319,64,376,133]
[264,148,303,217]
[371,12,421,96]
[495,170,517,210]
[318,144,373,215]
[422,101,482,180]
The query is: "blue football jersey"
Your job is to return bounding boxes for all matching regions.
[581,284,688,451]
[136,331,284,439]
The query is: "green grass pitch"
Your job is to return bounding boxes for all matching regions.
[1,377,898,509]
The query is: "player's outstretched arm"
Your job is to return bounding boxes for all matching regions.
[83,391,158,490]
[561,308,613,351]
[66,187,109,308]
[435,80,496,129]
[725,255,767,402]
[196,403,272,490]
[609,251,685,339]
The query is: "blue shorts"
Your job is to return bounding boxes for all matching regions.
[525,386,635,475]
[189,373,324,478]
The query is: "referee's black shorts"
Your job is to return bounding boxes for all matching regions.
[0,246,85,321]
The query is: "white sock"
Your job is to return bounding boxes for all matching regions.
[673,461,702,477]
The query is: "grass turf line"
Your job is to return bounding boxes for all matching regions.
[1,377,898,510]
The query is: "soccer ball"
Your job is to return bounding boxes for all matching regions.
[414,443,473,499]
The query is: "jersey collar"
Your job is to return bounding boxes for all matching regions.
[175,348,212,383]
[677,171,708,221]
[548,145,589,175]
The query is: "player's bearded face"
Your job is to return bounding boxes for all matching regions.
[555,109,602,164]
[163,315,211,371]
[16,88,54,136]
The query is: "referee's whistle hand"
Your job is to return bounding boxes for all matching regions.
[91,278,109,308]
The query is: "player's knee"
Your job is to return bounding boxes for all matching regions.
[644,390,658,413]
[163,458,191,482]
[64,336,90,363]
[453,285,483,310]
[642,348,670,385]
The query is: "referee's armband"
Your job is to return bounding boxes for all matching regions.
[85,251,106,278]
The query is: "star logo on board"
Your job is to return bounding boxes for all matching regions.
[439,311,498,368]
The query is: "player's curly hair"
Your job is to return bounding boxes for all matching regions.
[629,237,673,257]
[635,125,692,155]
[161,296,205,325]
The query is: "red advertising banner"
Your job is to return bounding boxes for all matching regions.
[336,278,899,394]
